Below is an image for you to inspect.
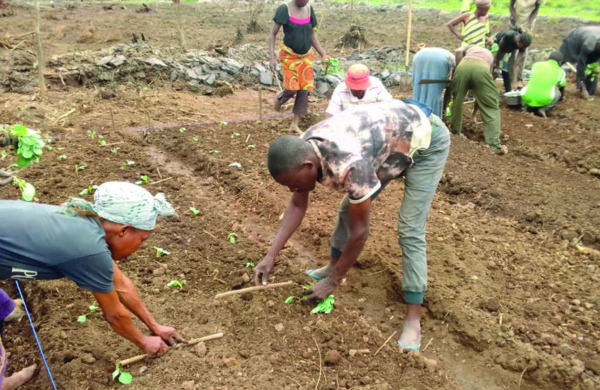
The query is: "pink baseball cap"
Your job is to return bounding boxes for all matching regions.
[345,64,371,90]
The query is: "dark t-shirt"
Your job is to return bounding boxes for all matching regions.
[273,3,317,55]
[0,201,114,293]
[495,30,521,55]
[559,26,600,87]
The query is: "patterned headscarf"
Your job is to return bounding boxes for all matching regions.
[65,181,177,231]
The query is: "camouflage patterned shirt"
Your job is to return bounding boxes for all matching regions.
[302,100,432,204]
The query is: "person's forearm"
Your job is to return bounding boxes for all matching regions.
[115,274,161,334]
[576,59,586,89]
[269,33,276,61]
[106,307,147,349]
[447,24,462,41]
[311,33,326,58]
[266,195,308,258]
[331,232,367,282]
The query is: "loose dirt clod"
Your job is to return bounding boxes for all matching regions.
[324,350,342,366]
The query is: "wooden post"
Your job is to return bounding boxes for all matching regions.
[405,0,412,68]
[34,0,46,93]
[176,2,186,50]
[258,85,263,122]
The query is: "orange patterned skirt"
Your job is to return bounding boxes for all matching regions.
[279,43,314,91]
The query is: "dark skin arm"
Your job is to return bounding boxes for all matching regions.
[509,0,517,25]
[446,13,470,42]
[559,86,565,101]
[512,48,526,89]
[311,30,327,59]
[254,191,309,285]
[112,262,183,345]
[305,199,371,300]
[529,1,542,26]
[268,23,282,70]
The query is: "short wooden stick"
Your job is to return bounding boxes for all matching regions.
[119,332,224,366]
[374,330,397,356]
[215,281,293,299]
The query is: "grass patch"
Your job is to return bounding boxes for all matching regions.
[328,0,600,22]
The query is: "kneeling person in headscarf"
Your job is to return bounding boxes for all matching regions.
[0,182,183,356]
[521,51,566,117]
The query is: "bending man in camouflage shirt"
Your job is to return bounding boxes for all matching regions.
[254,100,450,351]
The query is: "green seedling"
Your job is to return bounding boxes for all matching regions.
[135,175,150,185]
[98,139,106,146]
[230,132,240,139]
[209,150,220,155]
[192,137,199,142]
[153,246,170,258]
[13,177,35,202]
[112,363,133,385]
[179,127,186,133]
[1,150,7,160]
[284,296,294,304]
[45,145,53,151]
[227,233,237,244]
[247,144,256,149]
[77,304,100,323]
[87,130,98,138]
[311,295,335,314]
[219,121,228,126]
[245,261,255,269]
[111,147,121,153]
[9,124,45,168]
[189,207,201,216]
[166,279,186,289]
[121,160,135,167]
[228,162,241,168]
[75,163,87,172]
[57,154,67,161]
[79,185,98,196]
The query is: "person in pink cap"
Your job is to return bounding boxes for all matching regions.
[326,64,393,117]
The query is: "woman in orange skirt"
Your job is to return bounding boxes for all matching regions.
[269,0,328,133]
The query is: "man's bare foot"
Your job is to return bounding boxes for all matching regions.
[2,364,37,390]
[398,319,421,352]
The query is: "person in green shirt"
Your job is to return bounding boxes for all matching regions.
[521,51,566,117]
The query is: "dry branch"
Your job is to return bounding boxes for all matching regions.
[119,332,224,366]
[374,330,397,356]
[214,280,293,299]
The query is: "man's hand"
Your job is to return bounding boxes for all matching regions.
[140,335,169,356]
[303,277,339,301]
[253,255,275,285]
[269,57,277,72]
[152,325,184,346]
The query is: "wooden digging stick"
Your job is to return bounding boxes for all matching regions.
[119,332,224,366]
[215,280,293,299]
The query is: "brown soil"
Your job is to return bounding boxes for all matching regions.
[0,2,599,390]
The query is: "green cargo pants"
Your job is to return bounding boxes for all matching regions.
[450,58,502,150]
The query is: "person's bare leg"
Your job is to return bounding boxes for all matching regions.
[398,304,421,351]
[290,115,302,134]
[2,364,37,390]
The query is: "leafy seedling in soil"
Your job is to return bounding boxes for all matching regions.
[245,261,255,269]
[111,147,121,153]
[98,138,106,146]
[230,132,241,139]
[121,160,135,167]
[179,127,186,133]
[227,233,237,244]
[311,295,335,314]
[79,185,98,196]
[45,145,53,151]
[87,130,98,138]
[57,154,67,161]
[209,150,220,155]
[189,207,201,216]
[0,150,6,160]
[12,177,35,202]
[228,162,242,168]
[135,175,150,185]
[192,137,199,142]
[219,121,228,126]
[75,164,87,172]
[112,363,133,385]
[247,144,256,149]
[10,124,45,168]
[77,304,100,323]
[153,246,170,258]
[166,280,186,289]
[284,296,294,304]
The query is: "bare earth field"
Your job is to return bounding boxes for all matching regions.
[0,2,599,389]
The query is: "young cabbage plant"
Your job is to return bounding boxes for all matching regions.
[179,127,186,133]
[112,363,133,385]
[57,154,67,161]
[135,175,150,185]
[227,233,237,244]
[245,261,255,269]
[153,247,170,258]
[75,164,87,172]
[311,295,335,314]
[12,177,35,202]
[166,280,186,289]
[77,304,100,323]
[79,185,98,196]
[189,207,201,216]
[9,124,45,168]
